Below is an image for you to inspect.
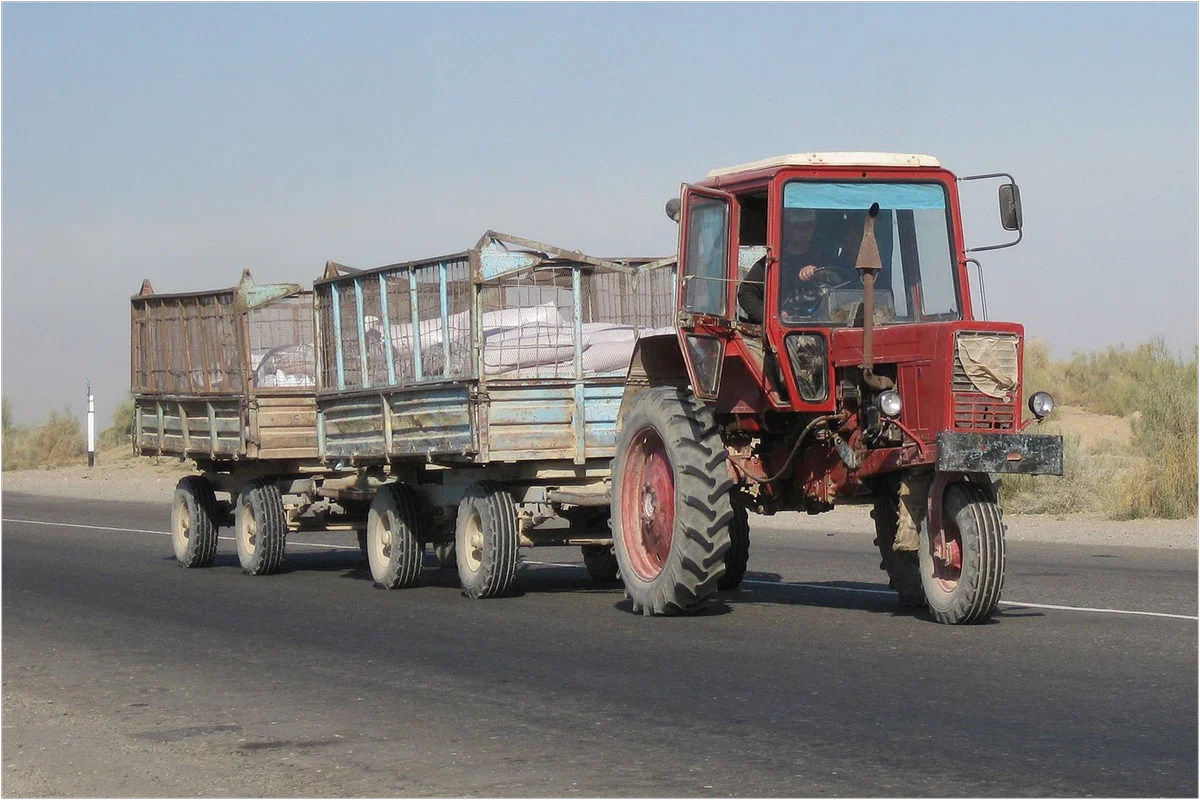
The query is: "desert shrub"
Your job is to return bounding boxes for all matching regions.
[1002,429,1138,516]
[99,397,136,450]
[1,400,85,470]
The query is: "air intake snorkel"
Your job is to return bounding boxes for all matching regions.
[856,203,894,391]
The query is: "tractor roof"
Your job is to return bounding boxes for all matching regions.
[706,152,942,178]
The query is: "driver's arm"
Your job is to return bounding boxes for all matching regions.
[737,257,766,323]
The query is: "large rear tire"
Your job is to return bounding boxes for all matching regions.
[235,478,287,576]
[610,386,733,616]
[872,477,925,607]
[920,482,1006,624]
[367,484,424,589]
[171,476,220,568]
[455,481,520,599]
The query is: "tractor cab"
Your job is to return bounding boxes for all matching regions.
[675,152,998,414]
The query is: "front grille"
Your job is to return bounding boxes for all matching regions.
[952,333,1018,431]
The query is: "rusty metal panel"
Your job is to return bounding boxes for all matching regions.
[133,397,241,457]
[485,386,578,461]
[319,396,388,459]
[388,386,474,458]
[253,395,319,459]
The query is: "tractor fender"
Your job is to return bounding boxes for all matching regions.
[617,333,689,430]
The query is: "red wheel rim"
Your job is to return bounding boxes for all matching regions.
[619,426,676,582]
[934,518,963,592]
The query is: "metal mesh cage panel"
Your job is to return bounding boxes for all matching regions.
[131,293,242,394]
[248,294,315,389]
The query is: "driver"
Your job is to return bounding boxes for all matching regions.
[737,208,856,324]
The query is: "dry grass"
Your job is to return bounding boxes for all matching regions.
[2,395,138,471]
[1010,339,1197,519]
[2,397,86,471]
[98,397,135,450]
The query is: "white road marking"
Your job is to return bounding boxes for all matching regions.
[1,517,356,551]
[5,518,1196,621]
[526,561,1200,621]
[993,600,1198,621]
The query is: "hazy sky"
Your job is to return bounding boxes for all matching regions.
[3,2,1197,424]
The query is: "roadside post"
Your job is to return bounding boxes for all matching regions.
[86,379,95,467]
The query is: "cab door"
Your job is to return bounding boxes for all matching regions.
[676,184,739,400]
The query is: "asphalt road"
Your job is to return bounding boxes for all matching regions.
[2,491,1196,797]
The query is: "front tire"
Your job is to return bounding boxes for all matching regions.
[171,476,220,568]
[610,386,733,616]
[920,482,1006,624]
[872,477,926,607]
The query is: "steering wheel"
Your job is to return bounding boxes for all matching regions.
[807,267,846,290]
[786,267,855,311]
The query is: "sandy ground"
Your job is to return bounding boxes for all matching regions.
[3,448,1195,551]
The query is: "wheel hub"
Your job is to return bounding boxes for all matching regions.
[620,428,675,582]
[933,521,963,592]
[241,504,258,556]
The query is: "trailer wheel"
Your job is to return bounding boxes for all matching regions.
[367,484,424,590]
[171,476,220,568]
[610,386,733,616]
[582,545,619,583]
[718,505,750,591]
[455,482,519,599]
[235,479,287,576]
[434,542,456,569]
[872,479,926,607]
[920,482,1006,624]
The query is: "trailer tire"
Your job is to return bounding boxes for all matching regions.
[920,482,1006,625]
[718,505,750,591]
[582,545,619,583]
[872,480,926,608]
[367,484,424,590]
[610,386,733,616]
[235,479,287,576]
[171,476,220,568]
[434,542,456,569]
[455,482,519,599]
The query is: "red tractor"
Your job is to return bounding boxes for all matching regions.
[610,152,1062,624]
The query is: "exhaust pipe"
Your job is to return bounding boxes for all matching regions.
[856,203,893,391]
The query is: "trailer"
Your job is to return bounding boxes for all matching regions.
[131,269,345,571]
[312,232,676,596]
[139,234,677,594]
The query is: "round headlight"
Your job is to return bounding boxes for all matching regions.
[1029,391,1055,419]
[877,390,903,418]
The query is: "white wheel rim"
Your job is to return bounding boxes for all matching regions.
[462,507,484,573]
[369,513,393,582]
[238,500,257,556]
[172,496,190,557]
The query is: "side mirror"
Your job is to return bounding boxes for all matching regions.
[665,197,682,224]
[999,183,1023,231]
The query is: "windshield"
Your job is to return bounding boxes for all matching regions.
[777,181,960,326]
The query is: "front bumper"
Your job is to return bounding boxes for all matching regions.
[936,432,1064,476]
